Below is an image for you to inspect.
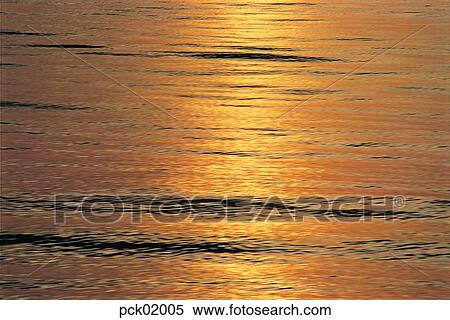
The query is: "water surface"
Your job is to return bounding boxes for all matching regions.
[1,0,449,299]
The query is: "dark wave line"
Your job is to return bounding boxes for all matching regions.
[0,101,91,111]
[0,30,57,36]
[2,233,448,260]
[0,233,295,256]
[78,50,340,63]
[179,51,339,62]
[27,44,106,49]
[78,51,156,57]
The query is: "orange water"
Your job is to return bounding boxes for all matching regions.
[1,0,449,298]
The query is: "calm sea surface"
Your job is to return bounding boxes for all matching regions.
[1,0,449,298]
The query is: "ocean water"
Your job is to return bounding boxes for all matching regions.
[1,0,449,299]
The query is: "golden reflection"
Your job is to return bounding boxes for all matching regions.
[1,0,449,300]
